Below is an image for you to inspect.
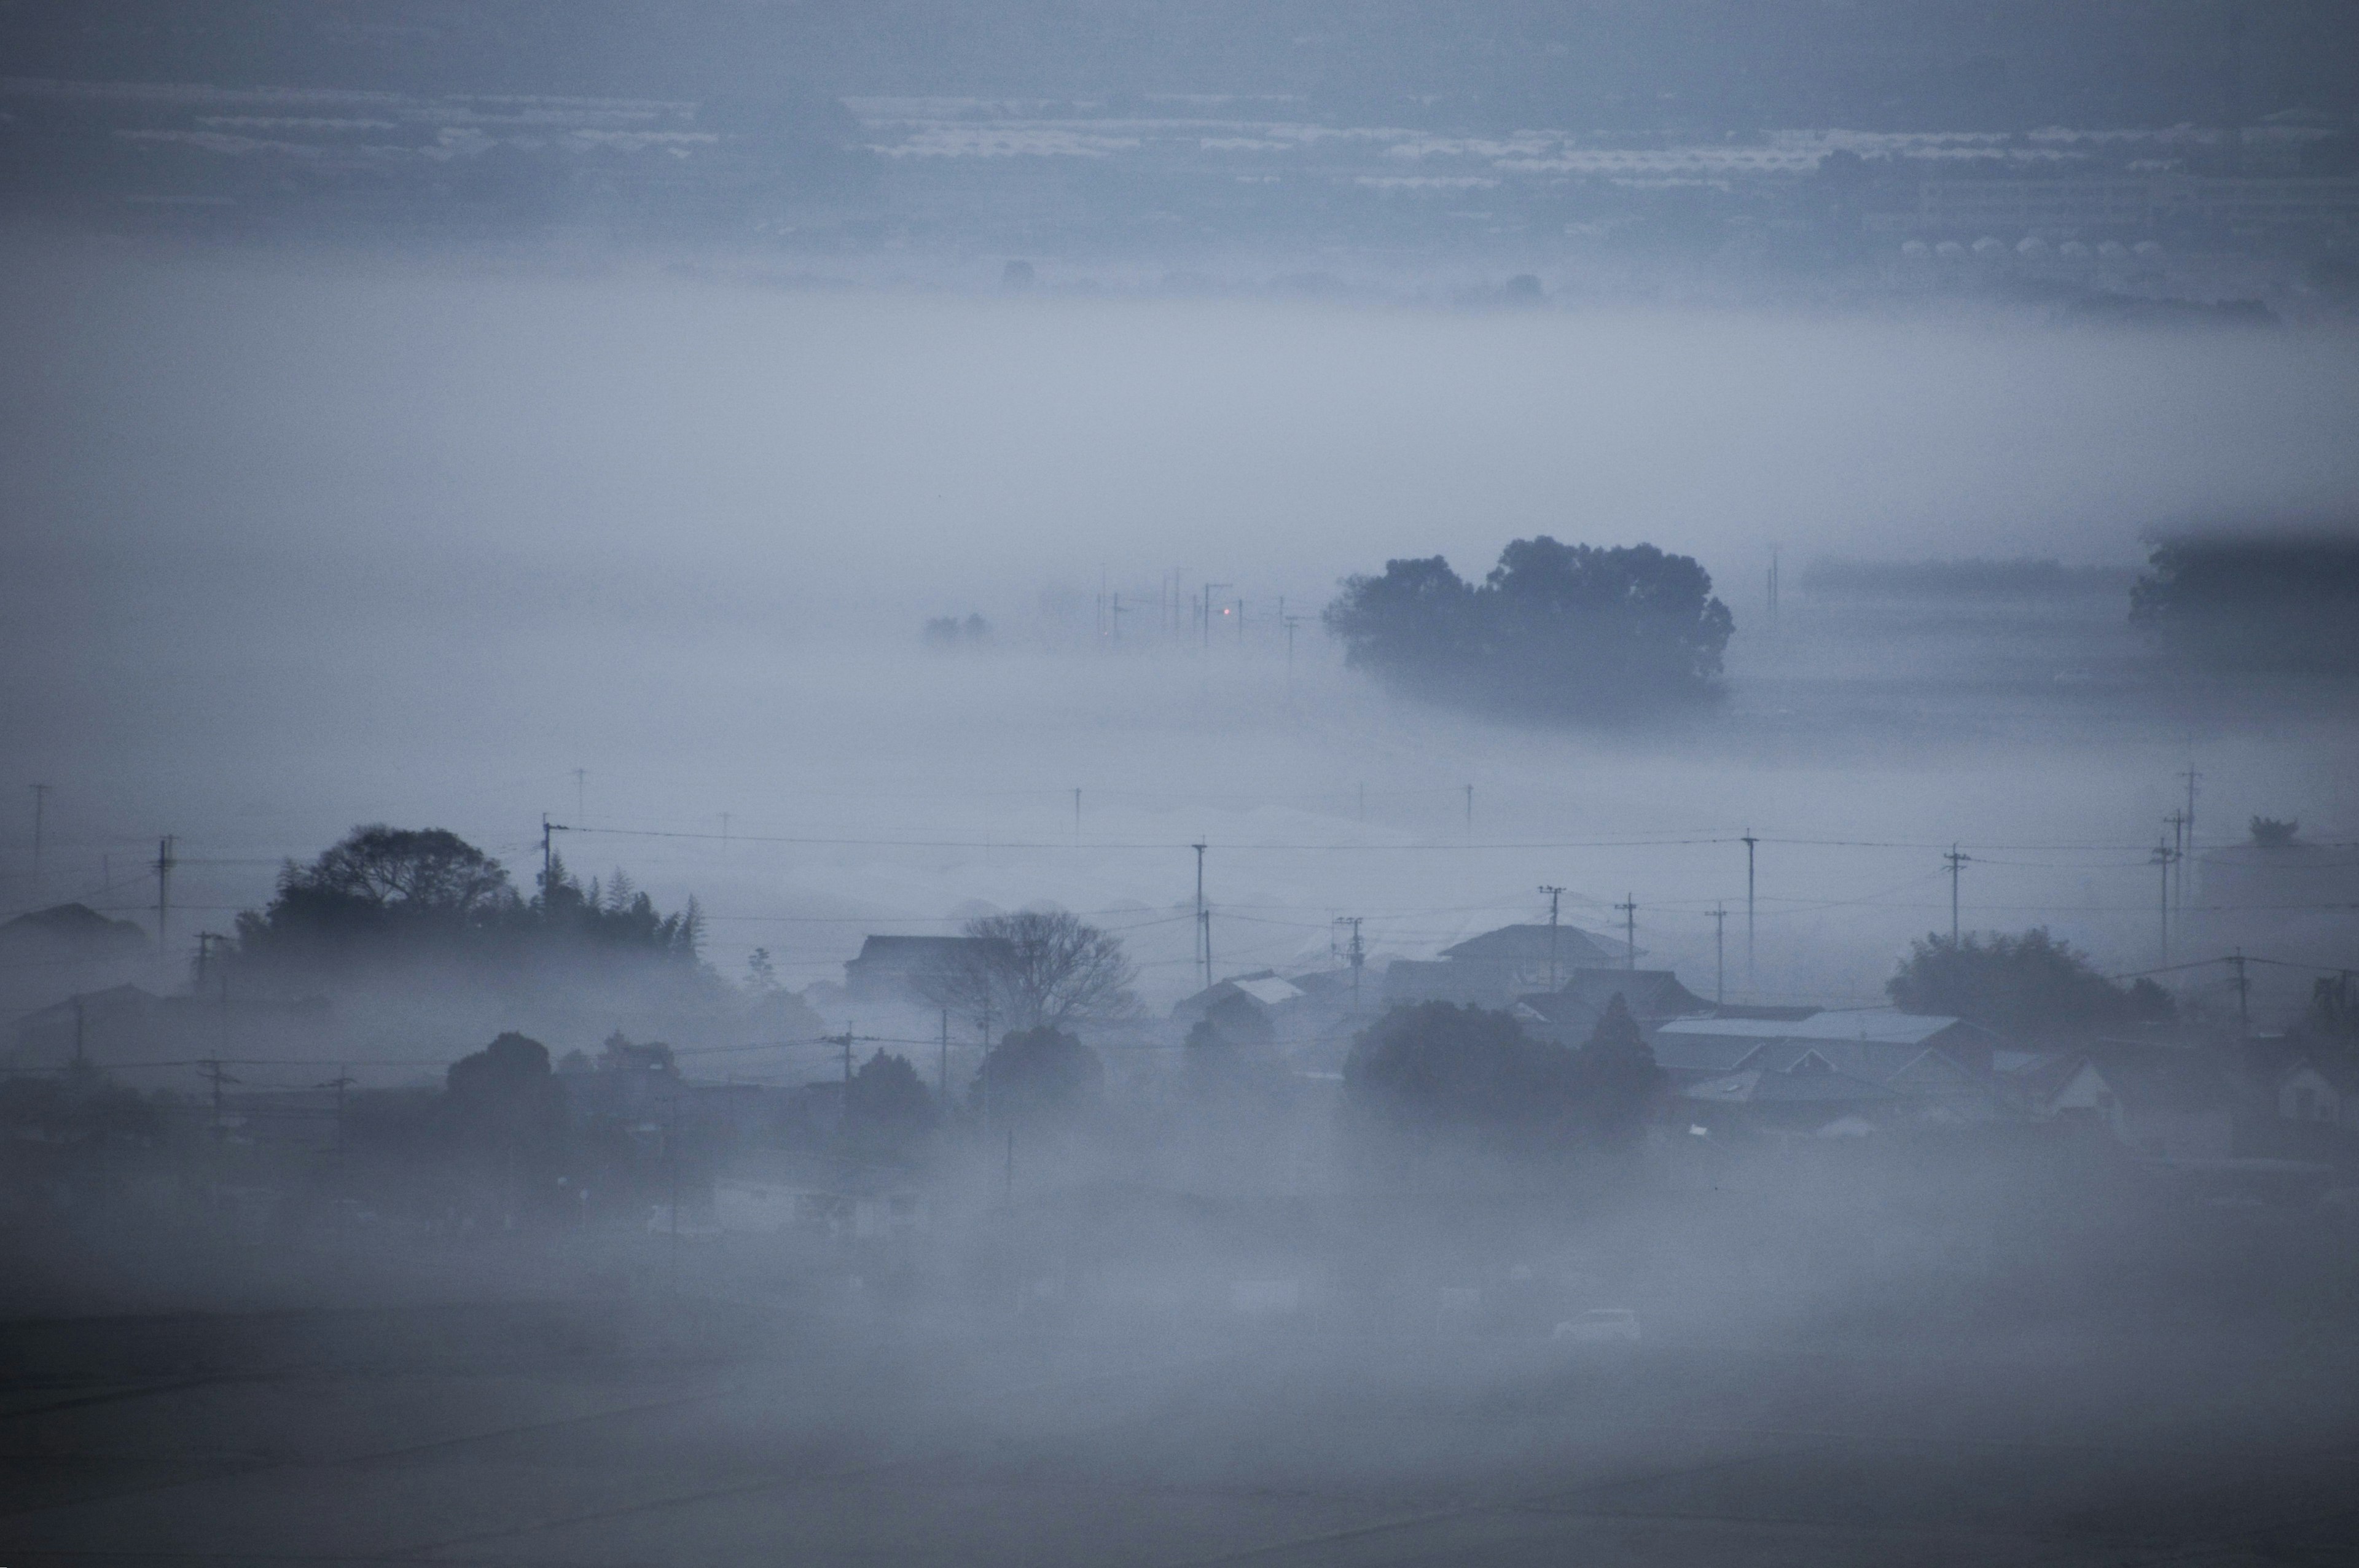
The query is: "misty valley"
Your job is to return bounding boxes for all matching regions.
[5,5,2359,1564]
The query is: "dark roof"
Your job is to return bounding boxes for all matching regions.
[1438,924,1620,966]
[1557,968,1711,1020]
[0,903,147,946]
[851,935,997,962]
[12,983,162,1028]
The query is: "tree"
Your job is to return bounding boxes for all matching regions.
[2130,535,2359,673]
[294,825,511,915]
[445,1032,568,1156]
[923,911,1137,1033]
[1887,929,2172,1038]
[972,1025,1104,1125]
[1572,994,1662,1146]
[844,1050,937,1154]
[1324,537,1734,718]
[232,827,704,975]
[1341,1002,1579,1157]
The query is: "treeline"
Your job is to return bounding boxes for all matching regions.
[227,825,703,981]
[2132,532,2359,674]
[1324,537,1733,719]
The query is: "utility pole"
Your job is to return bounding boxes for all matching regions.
[2165,810,2188,916]
[1341,916,1364,1015]
[939,1008,950,1102]
[1616,893,1637,971]
[2180,766,2201,909]
[195,931,229,993]
[835,1025,856,1085]
[541,814,555,902]
[1192,842,1211,992]
[154,835,175,959]
[1073,788,1082,844]
[198,1058,238,1143]
[323,1068,354,1262]
[1201,583,1230,651]
[1539,886,1566,991]
[29,783,49,896]
[2229,950,2250,1032]
[1741,832,1758,990]
[1235,599,1245,644]
[1712,903,1727,1007]
[1944,845,1971,946]
[2151,838,2177,966]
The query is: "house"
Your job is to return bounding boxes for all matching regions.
[1383,923,1621,1010]
[842,935,1010,1004]
[1651,1010,2002,1120]
[2038,1048,2240,1161]
[1681,1053,1899,1134]
[2276,1058,2356,1129]
[1510,968,1711,1045]
[1172,972,1305,1039]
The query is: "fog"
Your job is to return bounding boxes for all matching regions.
[7,8,2359,1561]
[7,237,2358,1005]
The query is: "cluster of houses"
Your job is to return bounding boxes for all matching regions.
[5,902,2356,1236]
[826,917,2357,1172]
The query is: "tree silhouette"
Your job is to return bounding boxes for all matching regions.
[1572,994,1662,1146]
[1888,929,2172,1038]
[1325,537,1733,717]
[845,1050,938,1155]
[972,1025,1104,1125]
[922,910,1137,1033]
[1342,1002,1579,1155]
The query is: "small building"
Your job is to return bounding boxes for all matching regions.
[1652,1009,2001,1121]
[1681,1054,1899,1135]
[2040,1050,2240,1161]
[1383,923,1621,1010]
[2276,1059,2356,1129]
[1511,968,1711,1045]
[842,935,1009,1005]
[1173,972,1305,1037]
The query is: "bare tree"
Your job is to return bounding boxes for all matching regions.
[921,910,1137,1035]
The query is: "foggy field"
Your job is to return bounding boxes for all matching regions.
[4,1235,2357,1567]
[5,235,2358,1016]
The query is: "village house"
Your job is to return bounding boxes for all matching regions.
[2030,1047,2243,1161]
[2276,1058,2357,1131]
[1653,1009,2002,1123]
[1382,923,1622,1010]
[1510,967,1713,1046]
[841,934,1009,1005]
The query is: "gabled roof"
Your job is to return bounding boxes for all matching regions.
[2057,1052,2240,1115]
[1231,976,1304,1008]
[1681,1066,1896,1106]
[1557,968,1711,1020]
[1437,924,1619,966]
[1655,1008,1972,1049]
[0,903,147,948]
[2282,1057,2359,1095]
[12,983,162,1028]
[850,934,1003,961]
